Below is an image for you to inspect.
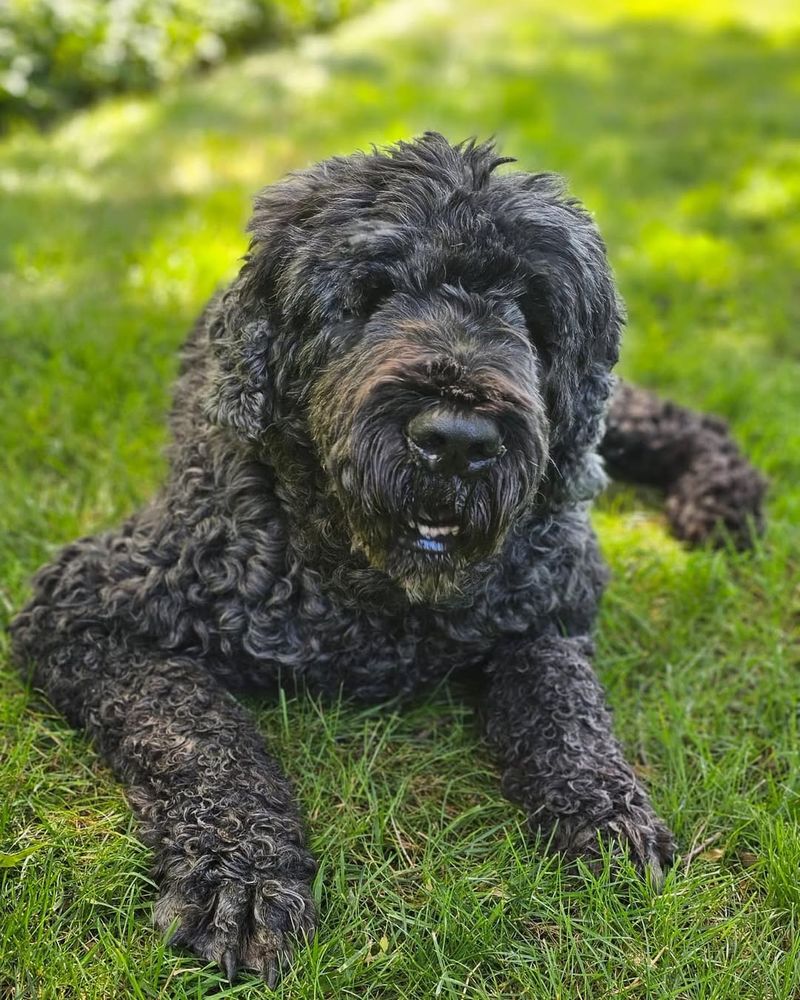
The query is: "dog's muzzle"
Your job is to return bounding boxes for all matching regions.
[399,404,504,555]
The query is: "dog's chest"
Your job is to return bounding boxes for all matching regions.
[206,509,605,700]
[229,584,489,701]
[224,559,575,702]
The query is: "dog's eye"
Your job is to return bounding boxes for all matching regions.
[342,262,395,319]
[354,278,394,318]
[524,325,556,362]
[517,286,556,361]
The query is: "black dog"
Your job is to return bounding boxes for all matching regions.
[10,134,765,983]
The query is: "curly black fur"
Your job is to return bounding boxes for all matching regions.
[9,133,765,982]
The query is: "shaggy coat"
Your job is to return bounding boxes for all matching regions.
[10,134,765,983]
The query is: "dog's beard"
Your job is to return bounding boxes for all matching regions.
[324,405,548,605]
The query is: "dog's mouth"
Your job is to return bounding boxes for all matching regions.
[399,517,462,555]
[340,491,514,604]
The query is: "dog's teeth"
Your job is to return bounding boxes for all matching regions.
[414,523,459,539]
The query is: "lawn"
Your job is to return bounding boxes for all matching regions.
[1,0,799,997]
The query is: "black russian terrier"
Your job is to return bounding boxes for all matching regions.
[11,133,766,983]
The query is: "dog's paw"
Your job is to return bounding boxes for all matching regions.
[527,785,676,885]
[154,867,316,984]
[544,794,676,888]
[564,809,677,886]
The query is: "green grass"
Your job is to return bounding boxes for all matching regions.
[1,0,799,996]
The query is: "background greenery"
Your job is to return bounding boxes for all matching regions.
[0,0,370,126]
[1,0,799,996]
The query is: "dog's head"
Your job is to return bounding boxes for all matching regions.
[206,133,622,603]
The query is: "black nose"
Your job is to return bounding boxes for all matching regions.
[407,406,504,476]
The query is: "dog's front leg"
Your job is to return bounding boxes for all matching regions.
[484,634,675,880]
[16,631,315,983]
[121,656,316,983]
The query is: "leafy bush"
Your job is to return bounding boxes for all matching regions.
[0,0,368,126]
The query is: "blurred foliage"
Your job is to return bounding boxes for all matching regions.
[0,0,370,126]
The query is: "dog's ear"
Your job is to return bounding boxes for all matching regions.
[203,289,276,441]
[491,172,624,502]
[203,170,335,442]
[205,158,400,444]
